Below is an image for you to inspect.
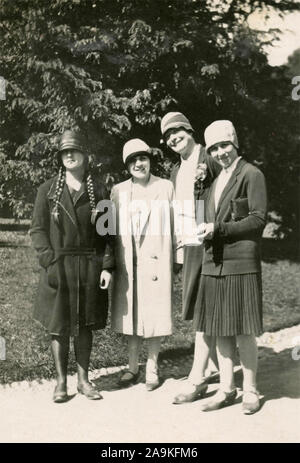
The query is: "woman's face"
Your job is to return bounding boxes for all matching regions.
[165,128,194,159]
[127,154,151,181]
[61,149,86,172]
[210,142,238,170]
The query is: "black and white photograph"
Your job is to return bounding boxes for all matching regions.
[0,0,299,446]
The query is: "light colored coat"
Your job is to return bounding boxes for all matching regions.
[110,174,175,338]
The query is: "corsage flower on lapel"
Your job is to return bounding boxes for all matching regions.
[194,163,208,198]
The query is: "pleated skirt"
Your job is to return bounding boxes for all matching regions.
[193,273,263,336]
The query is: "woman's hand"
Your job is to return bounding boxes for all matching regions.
[197,222,214,240]
[173,263,183,274]
[100,270,112,289]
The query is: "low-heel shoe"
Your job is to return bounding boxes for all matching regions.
[201,389,237,412]
[53,384,68,403]
[173,382,208,404]
[242,391,260,415]
[77,382,103,400]
[146,371,160,391]
[118,370,139,388]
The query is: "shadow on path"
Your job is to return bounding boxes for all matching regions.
[93,345,300,402]
[257,346,300,400]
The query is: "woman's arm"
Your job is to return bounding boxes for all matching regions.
[97,183,115,271]
[215,169,267,239]
[29,183,54,268]
[199,168,267,240]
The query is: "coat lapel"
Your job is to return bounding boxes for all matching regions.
[138,175,160,242]
[170,162,180,186]
[72,182,87,207]
[48,176,88,230]
[47,176,58,200]
[197,145,205,164]
[206,179,217,222]
[215,158,245,217]
[58,184,80,229]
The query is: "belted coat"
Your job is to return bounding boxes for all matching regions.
[30,175,114,337]
[110,175,176,338]
[170,145,221,320]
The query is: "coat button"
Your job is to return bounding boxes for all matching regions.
[152,275,158,281]
[151,254,158,259]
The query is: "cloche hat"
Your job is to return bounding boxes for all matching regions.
[160,112,194,136]
[123,138,151,165]
[204,120,239,153]
[58,130,87,154]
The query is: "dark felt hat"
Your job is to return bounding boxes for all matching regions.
[58,130,87,154]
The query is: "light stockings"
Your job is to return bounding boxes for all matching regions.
[188,332,218,385]
[216,334,258,393]
[127,335,162,374]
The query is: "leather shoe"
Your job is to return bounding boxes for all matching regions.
[173,381,208,404]
[201,389,237,412]
[53,384,68,403]
[242,390,260,415]
[118,369,139,388]
[77,382,103,400]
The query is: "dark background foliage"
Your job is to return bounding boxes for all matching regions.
[0,0,299,237]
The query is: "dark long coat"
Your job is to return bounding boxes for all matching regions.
[170,145,221,320]
[30,175,114,337]
[202,158,267,275]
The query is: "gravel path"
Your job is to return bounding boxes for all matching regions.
[0,325,299,443]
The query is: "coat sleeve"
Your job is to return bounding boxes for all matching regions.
[214,168,267,239]
[167,182,179,263]
[97,183,115,271]
[168,183,184,264]
[29,183,55,269]
[168,165,184,263]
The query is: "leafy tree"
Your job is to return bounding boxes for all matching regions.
[0,0,299,237]
[286,47,300,77]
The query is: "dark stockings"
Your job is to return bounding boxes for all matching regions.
[51,327,93,387]
[51,335,69,387]
[74,327,93,386]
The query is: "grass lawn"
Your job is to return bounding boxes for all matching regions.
[0,228,299,384]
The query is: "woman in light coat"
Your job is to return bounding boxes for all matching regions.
[110,138,176,390]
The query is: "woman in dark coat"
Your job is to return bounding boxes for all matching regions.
[196,120,267,415]
[30,130,114,403]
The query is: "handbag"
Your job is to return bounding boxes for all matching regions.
[230,197,249,221]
